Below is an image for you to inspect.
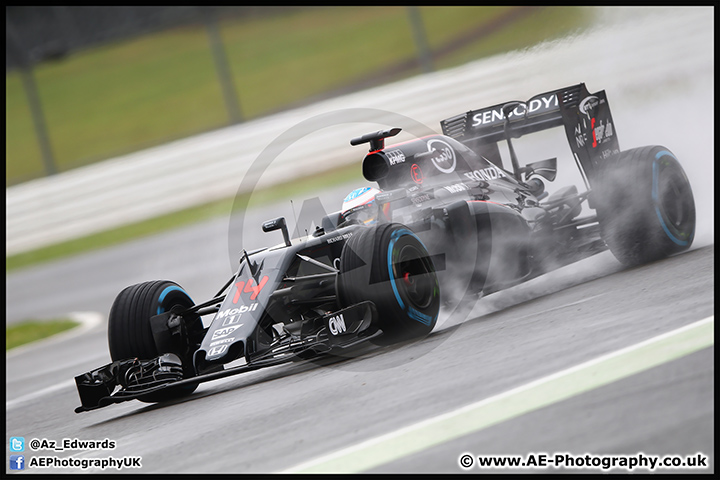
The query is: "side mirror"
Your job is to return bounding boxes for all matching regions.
[523,158,557,182]
[262,217,291,247]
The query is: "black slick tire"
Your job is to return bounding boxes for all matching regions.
[108,280,199,402]
[595,146,695,266]
[337,223,440,343]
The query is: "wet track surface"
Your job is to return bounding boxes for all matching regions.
[6,245,714,473]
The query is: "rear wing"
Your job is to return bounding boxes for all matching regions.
[440,83,620,187]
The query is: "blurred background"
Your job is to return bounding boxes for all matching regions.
[6,6,591,186]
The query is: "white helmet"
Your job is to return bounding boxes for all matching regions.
[340,187,381,225]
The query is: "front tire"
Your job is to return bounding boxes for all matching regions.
[337,223,440,343]
[595,146,695,266]
[108,280,199,402]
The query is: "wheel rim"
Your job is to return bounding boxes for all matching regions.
[392,243,435,310]
[655,159,694,238]
[659,171,690,229]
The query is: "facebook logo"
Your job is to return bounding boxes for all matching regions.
[10,455,25,470]
[10,437,25,452]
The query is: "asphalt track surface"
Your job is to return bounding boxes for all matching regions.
[6,244,714,473]
[5,8,714,475]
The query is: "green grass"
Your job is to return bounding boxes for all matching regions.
[6,318,80,350]
[6,6,590,185]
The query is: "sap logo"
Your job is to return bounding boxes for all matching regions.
[212,325,241,340]
[427,139,456,174]
[464,166,508,182]
[208,345,228,357]
[328,314,346,335]
[386,149,406,166]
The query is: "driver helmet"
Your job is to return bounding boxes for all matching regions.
[340,186,381,225]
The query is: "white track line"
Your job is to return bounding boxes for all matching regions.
[283,316,714,473]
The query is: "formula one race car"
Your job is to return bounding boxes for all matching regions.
[74,83,696,412]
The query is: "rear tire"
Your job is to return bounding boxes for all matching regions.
[337,223,440,343]
[108,280,199,402]
[595,146,695,266]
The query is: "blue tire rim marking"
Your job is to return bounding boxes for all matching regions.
[387,228,436,326]
[652,151,689,247]
[157,285,193,315]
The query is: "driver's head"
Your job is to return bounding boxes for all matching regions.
[340,187,381,225]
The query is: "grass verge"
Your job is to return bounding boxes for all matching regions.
[6,318,80,351]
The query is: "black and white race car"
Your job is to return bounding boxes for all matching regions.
[74,83,695,412]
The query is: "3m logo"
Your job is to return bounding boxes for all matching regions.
[233,276,269,303]
[328,314,346,335]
